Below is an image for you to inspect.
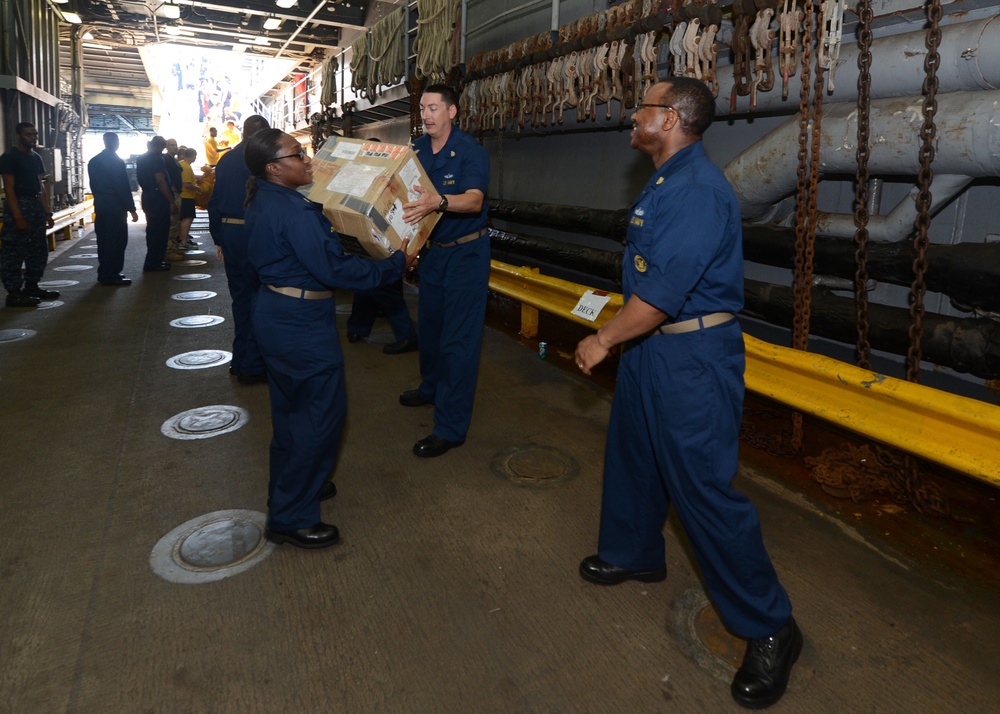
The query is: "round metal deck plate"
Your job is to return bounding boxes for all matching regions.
[53,264,93,271]
[34,300,64,310]
[335,304,352,314]
[172,291,218,301]
[669,589,814,688]
[173,273,212,281]
[166,349,232,369]
[161,405,249,440]
[149,509,275,584]
[38,280,79,288]
[176,259,208,266]
[491,445,580,487]
[69,253,98,259]
[170,315,225,328]
[185,249,207,255]
[0,329,36,343]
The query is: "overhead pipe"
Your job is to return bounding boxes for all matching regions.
[809,174,974,241]
[275,0,328,60]
[717,15,1000,117]
[725,89,1000,221]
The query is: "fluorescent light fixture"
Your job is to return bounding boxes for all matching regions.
[231,44,246,52]
[253,36,270,45]
[51,0,69,4]
[163,25,182,35]
[162,2,180,19]
[275,0,296,8]
[263,16,281,30]
[82,42,106,49]
[82,31,94,39]
[62,11,82,23]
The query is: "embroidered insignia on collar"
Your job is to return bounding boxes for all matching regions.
[656,177,664,185]
[450,151,456,157]
[634,207,645,216]
[634,255,648,273]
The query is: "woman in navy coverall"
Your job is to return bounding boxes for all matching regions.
[243,129,414,549]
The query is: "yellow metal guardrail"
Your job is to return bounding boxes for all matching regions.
[489,259,1000,487]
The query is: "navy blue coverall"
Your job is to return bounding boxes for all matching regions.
[597,142,792,639]
[411,127,490,443]
[135,150,170,270]
[207,143,265,377]
[246,180,406,531]
[88,148,136,282]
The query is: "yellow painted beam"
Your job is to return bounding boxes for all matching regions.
[489,259,1000,487]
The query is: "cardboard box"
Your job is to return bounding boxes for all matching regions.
[304,138,439,259]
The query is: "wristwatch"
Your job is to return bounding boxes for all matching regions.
[436,195,449,213]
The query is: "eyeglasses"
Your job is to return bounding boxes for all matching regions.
[270,148,307,162]
[635,103,675,112]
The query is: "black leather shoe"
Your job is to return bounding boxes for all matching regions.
[731,617,803,709]
[265,522,340,549]
[347,333,364,343]
[143,263,171,272]
[23,284,59,299]
[413,434,464,457]
[383,336,418,355]
[319,480,337,501]
[399,389,431,407]
[5,292,41,307]
[100,276,132,286]
[578,555,667,585]
[237,372,267,385]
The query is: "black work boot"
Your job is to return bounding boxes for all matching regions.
[731,617,803,709]
[6,291,41,307]
[22,283,59,300]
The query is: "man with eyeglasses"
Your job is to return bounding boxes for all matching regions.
[0,122,57,307]
[574,78,802,709]
[207,114,271,386]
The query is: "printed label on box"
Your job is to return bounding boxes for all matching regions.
[385,198,416,243]
[331,142,362,160]
[399,159,423,201]
[326,163,384,197]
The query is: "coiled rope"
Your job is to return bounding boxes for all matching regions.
[414,0,460,82]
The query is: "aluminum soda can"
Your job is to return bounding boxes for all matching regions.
[538,341,547,359]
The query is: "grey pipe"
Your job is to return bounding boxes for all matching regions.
[810,174,974,240]
[717,15,1000,117]
[725,89,1000,221]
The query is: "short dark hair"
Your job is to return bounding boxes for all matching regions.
[15,122,35,134]
[242,115,270,139]
[149,135,167,151]
[662,77,715,137]
[423,84,459,109]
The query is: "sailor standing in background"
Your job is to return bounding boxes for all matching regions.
[88,132,138,286]
[400,84,491,458]
[207,114,270,385]
[0,122,57,307]
[135,136,177,272]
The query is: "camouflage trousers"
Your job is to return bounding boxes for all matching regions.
[1,196,48,293]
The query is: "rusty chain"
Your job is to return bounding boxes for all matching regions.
[853,0,874,369]
[906,0,942,384]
